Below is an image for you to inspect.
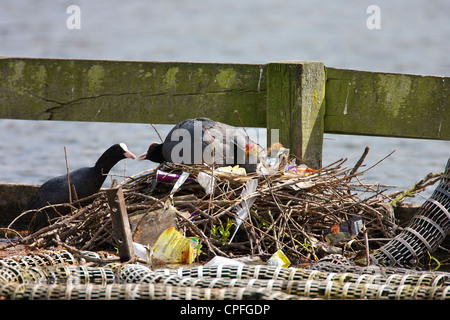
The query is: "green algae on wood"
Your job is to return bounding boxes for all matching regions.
[266,61,326,169]
[216,68,238,89]
[0,58,267,128]
[325,68,450,140]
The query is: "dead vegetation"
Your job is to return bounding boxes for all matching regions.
[3,146,443,266]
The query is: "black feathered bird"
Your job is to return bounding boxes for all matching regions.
[138,118,258,172]
[26,143,136,232]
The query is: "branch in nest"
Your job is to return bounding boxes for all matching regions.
[390,171,443,208]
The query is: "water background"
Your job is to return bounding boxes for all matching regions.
[0,0,449,203]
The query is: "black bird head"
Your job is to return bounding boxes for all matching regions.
[138,143,165,163]
[95,143,136,172]
[110,143,136,161]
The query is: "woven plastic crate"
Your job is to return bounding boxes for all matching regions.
[118,264,159,284]
[0,258,21,268]
[131,264,450,289]
[0,265,23,283]
[372,158,450,267]
[43,265,116,285]
[172,264,325,281]
[143,281,450,300]
[0,250,77,269]
[0,283,301,300]
[0,265,48,284]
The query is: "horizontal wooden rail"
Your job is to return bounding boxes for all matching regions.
[325,68,449,140]
[0,58,267,127]
[1,57,448,169]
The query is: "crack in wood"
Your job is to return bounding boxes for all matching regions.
[22,88,264,120]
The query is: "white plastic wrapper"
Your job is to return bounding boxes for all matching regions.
[229,179,259,243]
[197,171,215,194]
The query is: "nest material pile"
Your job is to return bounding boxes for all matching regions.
[12,148,431,265]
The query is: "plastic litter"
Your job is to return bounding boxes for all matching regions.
[257,143,290,175]
[215,165,247,175]
[151,227,199,264]
[323,217,363,237]
[322,217,363,246]
[267,250,291,268]
[133,242,150,262]
[130,199,178,247]
[204,255,264,267]
[170,171,190,199]
[156,170,193,183]
[229,179,259,243]
[197,171,215,194]
[285,163,318,176]
[371,158,450,267]
[204,256,245,267]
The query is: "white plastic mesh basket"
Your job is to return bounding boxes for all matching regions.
[372,158,450,267]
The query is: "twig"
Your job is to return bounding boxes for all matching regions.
[390,171,443,208]
[151,123,164,142]
[81,219,112,250]
[19,202,96,245]
[64,146,72,205]
[203,127,217,216]
[363,222,370,267]
[234,110,250,139]
[174,208,228,257]
[0,228,24,245]
[7,190,104,230]
[350,146,370,175]
[353,150,396,177]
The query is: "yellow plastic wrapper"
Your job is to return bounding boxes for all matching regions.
[152,227,199,264]
[267,250,291,268]
[216,165,247,175]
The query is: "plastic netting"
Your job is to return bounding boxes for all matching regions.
[372,158,450,267]
[1,251,450,300]
[0,283,301,300]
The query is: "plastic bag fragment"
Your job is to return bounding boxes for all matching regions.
[151,227,199,264]
[229,179,259,243]
[197,171,215,194]
[267,250,291,267]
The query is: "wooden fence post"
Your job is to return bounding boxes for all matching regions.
[106,187,135,262]
[266,61,326,169]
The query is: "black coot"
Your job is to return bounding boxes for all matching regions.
[27,143,136,232]
[138,118,258,172]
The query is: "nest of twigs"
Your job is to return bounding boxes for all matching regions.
[10,147,438,265]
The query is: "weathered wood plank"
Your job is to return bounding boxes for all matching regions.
[267,61,326,168]
[0,183,39,230]
[0,58,267,127]
[325,68,450,140]
[106,187,135,262]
